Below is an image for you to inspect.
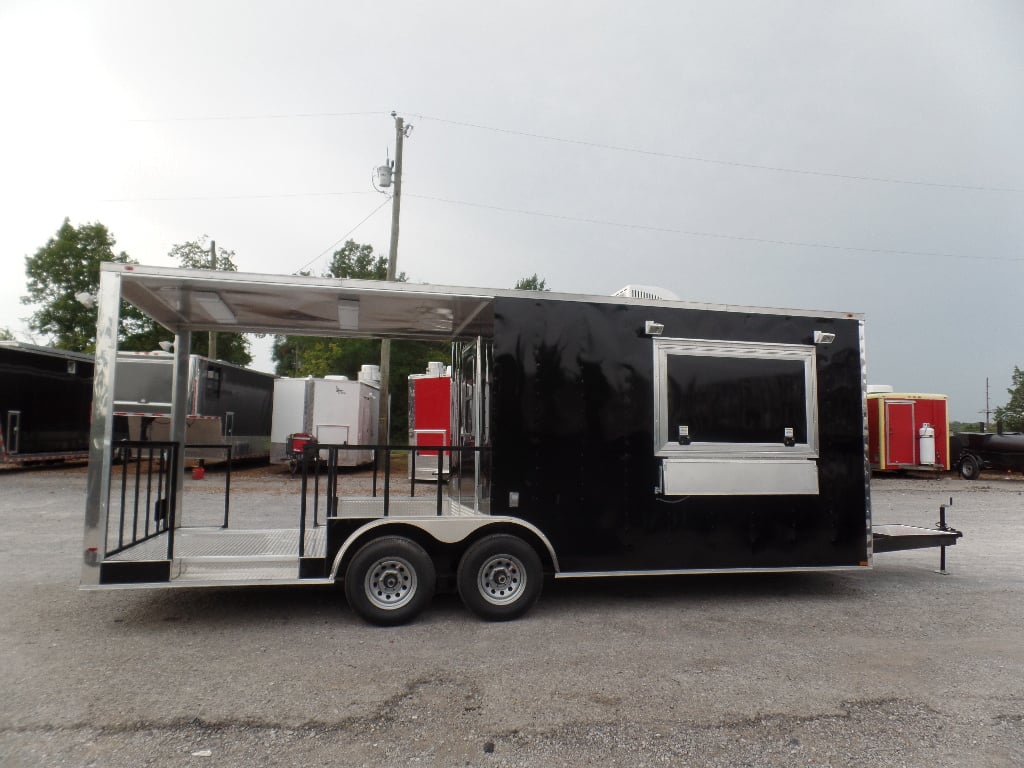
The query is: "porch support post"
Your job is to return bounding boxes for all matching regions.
[81,269,123,585]
[170,331,192,530]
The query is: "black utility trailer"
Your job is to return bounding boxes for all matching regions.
[950,431,1024,479]
[81,265,961,624]
[1,341,93,465]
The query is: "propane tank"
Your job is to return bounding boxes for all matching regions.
[918,423,936,465]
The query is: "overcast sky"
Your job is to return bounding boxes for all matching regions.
[1,1,1021,420]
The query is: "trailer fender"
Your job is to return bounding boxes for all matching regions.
[329,516,559,581]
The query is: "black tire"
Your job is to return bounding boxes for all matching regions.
[344,536,436,626]
[457,534,543,621]
[960,454,982,480]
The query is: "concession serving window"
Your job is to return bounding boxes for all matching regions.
[653,338,820,495]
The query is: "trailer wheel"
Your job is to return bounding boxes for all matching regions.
[457,534,542,622]
[960,454,981,480]
[344,536,436,626]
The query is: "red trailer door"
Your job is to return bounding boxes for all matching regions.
[886,401,916,466]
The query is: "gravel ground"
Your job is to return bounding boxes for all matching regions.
[0,465,1021,767]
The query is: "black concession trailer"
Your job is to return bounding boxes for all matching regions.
[114,351,275,463]
[81,265,961,624]
[1,341,94,465]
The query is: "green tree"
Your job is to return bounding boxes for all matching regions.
[514,273,549,291]
[0,328,14,341]
[272,240,444,441]
[22,218,154,352]
[994,366,1024,432]
[325,240,405,283]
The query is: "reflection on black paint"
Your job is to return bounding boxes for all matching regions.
[491,296,868,572]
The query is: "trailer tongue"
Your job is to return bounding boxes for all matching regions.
[871,497,961,574]
[872,525,962,554]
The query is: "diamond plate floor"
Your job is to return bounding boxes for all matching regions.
[107,527,326,561]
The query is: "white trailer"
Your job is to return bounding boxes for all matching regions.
[270,367,380,469]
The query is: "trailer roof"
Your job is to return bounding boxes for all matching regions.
[0,340,95,362]
[103,263,862,339]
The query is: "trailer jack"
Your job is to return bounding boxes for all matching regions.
[934,497,960,575]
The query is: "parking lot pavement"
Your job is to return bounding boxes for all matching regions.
[0,467,1022,767]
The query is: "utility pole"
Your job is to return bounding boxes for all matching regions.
[377,112,411,447]
[984,377,991,429]
[208,240,218,360]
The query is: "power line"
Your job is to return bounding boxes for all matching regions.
[117,106,1022,193]
[294,196,393,275]
[121,107,1021,194]
[100,191,373,202]
[405,192,1024,263]
[405,112,1024,195]
[126,111,387,123]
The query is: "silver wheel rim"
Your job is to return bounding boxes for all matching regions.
[364,556,417,610]
[477,553,526,606]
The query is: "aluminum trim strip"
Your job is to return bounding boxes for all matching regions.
[81,578,335,591]
[861,319,873,565]
[555,565,871,579]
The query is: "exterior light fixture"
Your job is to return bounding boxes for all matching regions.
[813,331,836,344]
[645,320,665,336]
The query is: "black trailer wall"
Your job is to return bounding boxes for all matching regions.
[490,297,868,573]
[200,362,274,439]
[0,346,94,456]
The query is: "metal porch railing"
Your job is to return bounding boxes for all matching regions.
[105,441,179,558]
[105,441,236,560]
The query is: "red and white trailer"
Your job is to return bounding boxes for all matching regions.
[866,387,949,473]
[408,361,451,481]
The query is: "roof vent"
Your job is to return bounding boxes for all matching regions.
[613,285,679,301]
[358,364,381,386]
[425,361,447,378]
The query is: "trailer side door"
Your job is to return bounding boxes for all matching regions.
[885,401,916,466]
